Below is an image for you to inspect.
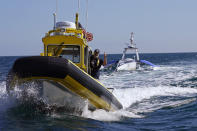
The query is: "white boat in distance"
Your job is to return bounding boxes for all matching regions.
[116,32,140,71]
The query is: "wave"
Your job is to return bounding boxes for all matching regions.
[80,86,197,121]
[113,86,197,108]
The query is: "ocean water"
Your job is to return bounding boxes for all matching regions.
[1,53,197,130]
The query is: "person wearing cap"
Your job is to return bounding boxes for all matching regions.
[90,49,107,79]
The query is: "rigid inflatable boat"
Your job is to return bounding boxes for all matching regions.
[6,13,122,111]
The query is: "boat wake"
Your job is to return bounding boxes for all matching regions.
[81,85,197,121]
[82,107,141,121]
[113,86,197,108]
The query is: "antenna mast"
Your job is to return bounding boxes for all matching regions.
[56,0,58,18]
[53,0,58,30]
[78,0,80,13]
[130,32,135,48]
[85,0,89,31]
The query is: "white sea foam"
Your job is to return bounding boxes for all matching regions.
[80,86,197,121]
[81,102,142,121]
[0,81,7,99]
[130,98,196,114]
[0,81,44,111]
[0,81,18,112]
[113,86,197,108]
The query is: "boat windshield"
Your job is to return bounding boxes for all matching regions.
[60,45,80,63]
[47,45,80,63]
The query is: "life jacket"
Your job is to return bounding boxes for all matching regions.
[97,59,100,67]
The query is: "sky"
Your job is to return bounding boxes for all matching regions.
[0,0,197,56]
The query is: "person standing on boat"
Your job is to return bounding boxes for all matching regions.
[90,49,107,79]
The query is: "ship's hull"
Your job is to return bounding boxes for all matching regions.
[116,58,137,71]
[6,56,123,111]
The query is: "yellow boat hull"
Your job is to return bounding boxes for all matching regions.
[7,56,122,111]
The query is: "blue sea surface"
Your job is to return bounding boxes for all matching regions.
[1,53,197,130]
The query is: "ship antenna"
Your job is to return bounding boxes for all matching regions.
[78,0,80,13]
[53,13,56,30]
[56,0,58,17]
[53,0,58,30]
[130,32,135,48]
[75,0,80,29]
[85,0,89,31]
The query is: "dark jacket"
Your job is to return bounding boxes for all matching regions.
[90,55,103,79]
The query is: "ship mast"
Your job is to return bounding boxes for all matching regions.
[53,0,58,30]
[130,32,135,48]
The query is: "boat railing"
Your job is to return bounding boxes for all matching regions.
[45,28,84,39]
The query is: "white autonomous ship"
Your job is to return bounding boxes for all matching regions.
[116,32,140,71]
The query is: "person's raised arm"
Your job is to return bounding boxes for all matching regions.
[103,52,107,66]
